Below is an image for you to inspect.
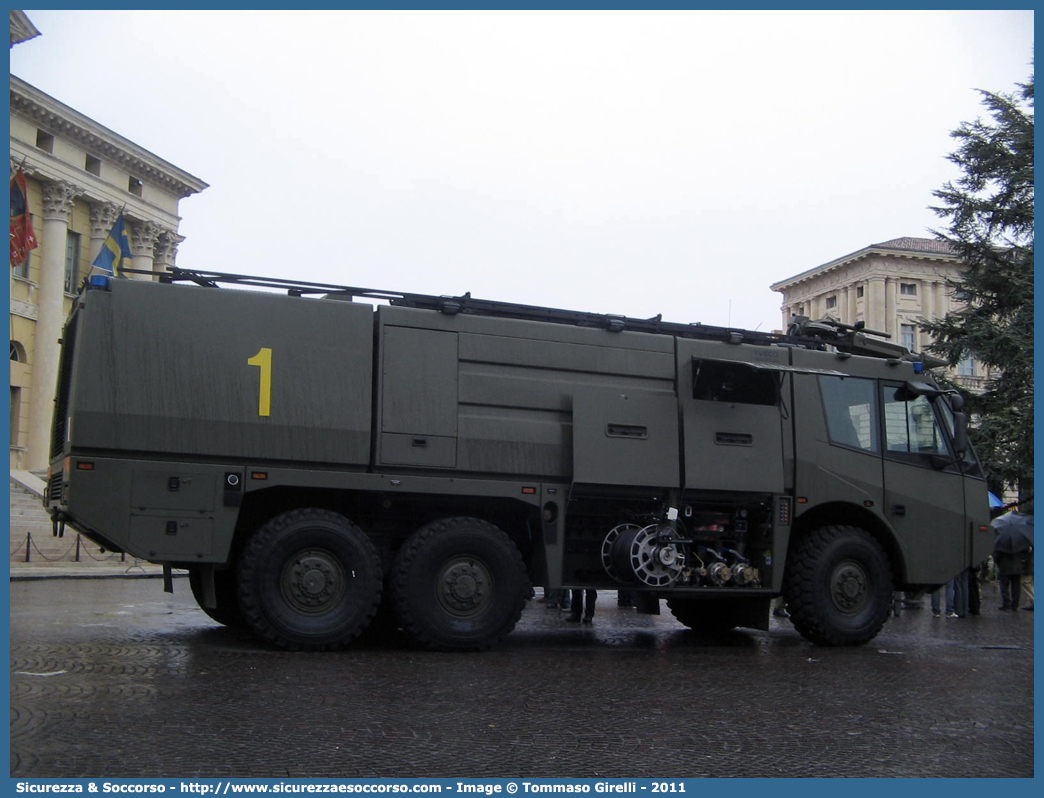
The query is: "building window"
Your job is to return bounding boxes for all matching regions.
[64,231,82,294]
[900,283,918,296]
[85,154,101,176]
[957,356,976,377]
[36,130,54,153]
[856,286,864,298]
[825,296,837,310]
[901,324,916,351]
[129,176,143,197]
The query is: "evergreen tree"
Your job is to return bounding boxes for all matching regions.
[920,71,1034,500]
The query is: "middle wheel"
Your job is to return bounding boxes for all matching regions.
[391,517,529,652]
[235,508,383,651]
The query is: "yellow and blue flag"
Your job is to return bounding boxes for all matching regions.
[92,213,132,274]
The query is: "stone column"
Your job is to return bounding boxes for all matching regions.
[153,229,183,276]
[128,220,162,278]
[885,278,899,338]
[936,281,950,318]
[26,180,79,472]
[89,202,121,265]
[841,287,850,324]
[867,277,886,333]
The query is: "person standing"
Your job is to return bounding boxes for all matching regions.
[995,549,1024,611]
[1020,546,1033,611]
[966,566,982,616]
[545,588,570,611]
[952,570,968,617]
[931,579,960,618]
[568,588,597,623]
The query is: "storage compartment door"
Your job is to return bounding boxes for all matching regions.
[682,354,785,493]
[572,388,680,488]
[378,326,458,468]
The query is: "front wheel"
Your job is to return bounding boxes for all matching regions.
[236,508,383,651]
[783,525,892,646]
[391,517,529,652]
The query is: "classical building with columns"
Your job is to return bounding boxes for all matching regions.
[770,237,987,391]
[10,67,207,472]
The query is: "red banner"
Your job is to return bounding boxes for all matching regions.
[10,170,39,268]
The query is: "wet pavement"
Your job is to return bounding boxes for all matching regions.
[9,579,1034,779]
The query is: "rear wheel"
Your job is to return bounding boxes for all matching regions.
[391,517,529,652]
[783,525,892,646]
[236,508,382,651]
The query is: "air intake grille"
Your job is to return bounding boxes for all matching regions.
[47,473,63,503]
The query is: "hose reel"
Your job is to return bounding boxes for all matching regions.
[601,523,686,587]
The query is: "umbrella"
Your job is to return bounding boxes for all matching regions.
[991,511,1033,555]
[988,491,1004,509]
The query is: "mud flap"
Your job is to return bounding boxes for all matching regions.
[635,592,661,614]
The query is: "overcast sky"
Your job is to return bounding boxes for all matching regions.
[11,9,1034,330]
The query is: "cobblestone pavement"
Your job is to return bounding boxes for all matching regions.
[10,579,1034,779]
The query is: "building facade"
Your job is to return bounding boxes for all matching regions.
[770,237,987,391]
[10,16,207,472]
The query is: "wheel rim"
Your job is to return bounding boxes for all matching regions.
[434,556,493,618]
[829,559,870,615]
[280,548,348,615]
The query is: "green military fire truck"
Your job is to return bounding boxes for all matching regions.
[46,269,992,651]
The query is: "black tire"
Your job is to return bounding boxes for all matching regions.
[667,597,740,632]
[236,508,383,651]
[391,517,529,652]
[783,525,892,646]
[188,566,245,629]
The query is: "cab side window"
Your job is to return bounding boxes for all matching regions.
[937,398,985,478]
[881,386,950,460]
[818,376,878,453]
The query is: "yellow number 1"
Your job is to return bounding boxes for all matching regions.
[247,347,272,417]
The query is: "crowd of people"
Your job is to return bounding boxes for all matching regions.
[924,549,1033,618]
[538,588,630,623]
[925,507,1035,618]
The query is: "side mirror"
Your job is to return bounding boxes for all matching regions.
[953,411,969,456]
[894,381,943,402]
